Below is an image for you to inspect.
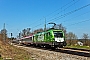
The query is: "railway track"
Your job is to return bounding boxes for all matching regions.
[14,44,90,57]
[64,47,90,51]
[59,48,90,54]
[23,45,90,57]
[56,48,90,57]
[14,44,89,60]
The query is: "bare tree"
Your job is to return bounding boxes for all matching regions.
[33,28,44,34]
[67,32,78,39]
[21,28,31,37]
[26,28,31,36]
[82,33,89,45]
[67,32,78,45]
[82,33,89,39]
[1,29,7,42]
[21,29,27,37]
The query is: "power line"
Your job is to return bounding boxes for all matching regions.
[29,0,76,29]
[33,3,90,29]
[16,1,90,35]
[45,0,75,18]
[66,19,90,27]
[47,3,90,23]
[62,10,90,23]
[47,0,80,20]
[31,0,78,30]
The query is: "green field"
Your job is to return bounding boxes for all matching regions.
[66,45,90,50]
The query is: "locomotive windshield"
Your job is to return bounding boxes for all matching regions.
[53,31,63,38]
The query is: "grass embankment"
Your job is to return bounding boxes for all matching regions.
[66,45,90,50]
[0,40,32,60]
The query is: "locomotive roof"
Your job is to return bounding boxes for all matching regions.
[47,29,63,32]
[33,29,63,36]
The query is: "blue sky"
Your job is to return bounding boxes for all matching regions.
[0,0,90,38]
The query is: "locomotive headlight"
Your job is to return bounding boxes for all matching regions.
[55,38,64,42]
[59,38,64,42]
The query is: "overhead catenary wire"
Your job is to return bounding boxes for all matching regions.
[47,0,80,20]
[32,3,90,29]
[15,1,90,38]
[32,0,80,30]
[45,0,75,18]
[47,3,90,23]
[66,19,90,27]
[62,10,90,23]
[30,0,77,29]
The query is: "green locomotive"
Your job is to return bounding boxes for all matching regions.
[33,29,67,48]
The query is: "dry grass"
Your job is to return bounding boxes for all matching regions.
[0,40,32,60]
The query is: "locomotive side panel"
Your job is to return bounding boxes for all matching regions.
[33,29,67,48]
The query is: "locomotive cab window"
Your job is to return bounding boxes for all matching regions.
[53,31,63,38]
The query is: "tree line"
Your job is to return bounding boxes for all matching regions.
[0,23,89,46]
[17,24,90,40]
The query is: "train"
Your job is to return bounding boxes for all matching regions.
[16,28,67,48]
